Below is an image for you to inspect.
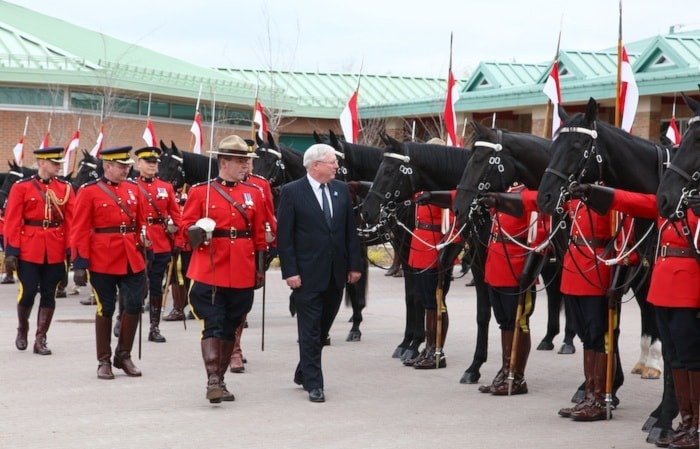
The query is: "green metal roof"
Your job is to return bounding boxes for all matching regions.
[217,68,447,119]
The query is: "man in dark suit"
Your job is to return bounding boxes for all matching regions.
[277,143,363,403]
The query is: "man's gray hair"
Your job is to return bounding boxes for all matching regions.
[303,144,335,169]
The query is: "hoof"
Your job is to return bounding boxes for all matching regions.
[392,346,406,359]
[630,361,645,375]
[459,370,481,384]
[646,426,673,444]
[346,330,361,342]
[570,387,586,404]
[558,343,576,355]
[641,415,658,432]
[641,367,661,379]
[400,348,419,363]
[536,339,554,351]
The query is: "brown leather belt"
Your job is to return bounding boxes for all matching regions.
[416,222,441,232]
[23,219,62,229]
[212,228,252,239]
[146,217,166,225]
[94,225,137,234]
[571,235,611,248]
[491,233,527,245]
[659,246,697,258]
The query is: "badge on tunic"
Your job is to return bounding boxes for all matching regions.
[128,190,136,202]
[156,187,168,199]
[243,192,253,207]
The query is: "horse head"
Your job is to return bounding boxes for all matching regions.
[537,98,602,215]
[657,92,700,218]
[327,130,349,181]
[253,131,287,187]
[360,135,417,225]
[0,160,28,208]
[157,140,185,189]
[71,150,100,191]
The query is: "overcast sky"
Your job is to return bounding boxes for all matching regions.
[10,0,700,78]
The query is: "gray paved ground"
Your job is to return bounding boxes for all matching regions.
[0,266,664,449]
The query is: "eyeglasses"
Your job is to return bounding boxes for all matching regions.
[317,160,338,166]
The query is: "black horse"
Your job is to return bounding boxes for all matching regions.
[657,92,700,219]
[157,140,217,190]
[360,135,494,384]
[72,149,138,191]
[452,122,575,353]
[0,161,39,208]
[536,97,677,441]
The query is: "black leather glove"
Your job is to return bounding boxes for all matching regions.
[479,192,499,208]
[569,183,592,199]
[688,195,700,216]
[289,293,296,317]
[74,268,88,286]
[4,255,18,272]
[414,192,432,205]
[172,246,182,258]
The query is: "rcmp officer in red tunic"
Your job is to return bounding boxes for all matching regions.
[572,183,700,448]
[72,146,149,380]
[4,147,75,355]
[134,146,183,343]
[182,135,266,403]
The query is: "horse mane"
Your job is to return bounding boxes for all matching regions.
[280,146,306,180]
[405,143,472,188]
[182,151,217,184]
[340,141,383,181]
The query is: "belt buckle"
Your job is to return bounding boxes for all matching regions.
[229,228,237,239]
[119,224,127,235]
[42,219,50,230]
[660,245,667,258]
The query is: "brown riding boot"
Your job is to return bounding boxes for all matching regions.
[230,318,245,373]
[33,307,54,355]
[559,349,595,417]
[163,283,186,321]
[414,310,445,369]
[493,331,530,395]
[113,313,142,377]
[656,369,693,448]
[95,315,114,379]
[571,351,608,421]
[148,296,166,343]
[219,339,236,401]
[667,370,700,449]
[479,329,513,393]
[16,305,32,351]
[202,337,222,403]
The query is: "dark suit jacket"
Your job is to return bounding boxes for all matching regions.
[277,176,362,293]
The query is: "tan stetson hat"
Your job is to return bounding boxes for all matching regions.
[208,135,258,158]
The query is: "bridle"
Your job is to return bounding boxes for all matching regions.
[160,150,185,190]
[666,115,700,220]
[256,146,286,188]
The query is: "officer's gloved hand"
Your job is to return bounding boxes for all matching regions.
[568,183,592,199]
[479,192,500,208]
[172,246,182,258]
[414,192,432,205]
[74,269,88,286]
[687,195,700,215]
[4,255,17,273]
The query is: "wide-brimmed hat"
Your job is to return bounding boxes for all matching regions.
[34,147,65,163]
[99,146,135,165]
[208,135,258,158]
[134,146,162,162]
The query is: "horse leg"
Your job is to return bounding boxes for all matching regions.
[460,261,490,384]
[645,354,679,444]
[346,251,368,342]
[537,261,560,351]
[401,276,425,362]
[392,269,416,358]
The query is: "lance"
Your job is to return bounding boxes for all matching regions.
[161,256,174,311]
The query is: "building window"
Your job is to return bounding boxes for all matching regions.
[0,86,63,106]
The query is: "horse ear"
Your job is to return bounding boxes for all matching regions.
[681,92,700,116]
[256,133,264,146]
[170,141,178,151]
[584,97,598,125]
[379,132,390,146]
[160,139,166,149]
[557,104,569,123]
[329,130,339,147]
[471,121,493,139]
[313,131,322,143]
[267,131,276,147]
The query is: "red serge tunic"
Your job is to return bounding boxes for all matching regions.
[136,176,183,253]
[181,179,266,289]
[610,190,700,308]
[72,179,148,274]
[245,173,277,246]
[485,186,541,288]
[408,193,444,270]
[4,176,75,264]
